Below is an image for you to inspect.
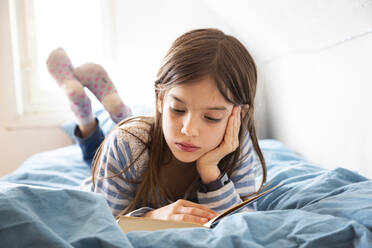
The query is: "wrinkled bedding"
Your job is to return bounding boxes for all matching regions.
[1,140,371,248]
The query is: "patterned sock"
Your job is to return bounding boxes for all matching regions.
[74,63,132,123]
[46,48,94,125]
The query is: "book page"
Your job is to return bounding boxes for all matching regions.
[119,183,283,232]
[119,216,207,233]
[204,183,283,228]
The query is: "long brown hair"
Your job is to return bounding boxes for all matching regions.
[92,28,267,215]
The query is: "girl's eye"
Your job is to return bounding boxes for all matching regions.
[170,107,221,122]
[205,116,221,122]
[170,107,185,113]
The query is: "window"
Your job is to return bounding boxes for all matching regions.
[9,0,225,121]
[13,0,113,114]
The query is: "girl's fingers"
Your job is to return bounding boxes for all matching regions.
[176,199,217,216]
[177,206,216,220]
[234,106,241,144]
[225,106,240,152]
[237,106,241,128]
[171,213,209,225]
[232,107,237,140]
[226,109,235,143]
[199,105,241,164]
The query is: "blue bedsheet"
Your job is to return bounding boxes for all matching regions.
[1,140,371,248]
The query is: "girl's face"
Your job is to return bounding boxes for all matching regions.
[158,76,234,163]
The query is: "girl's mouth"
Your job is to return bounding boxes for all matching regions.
[175,142,200,152]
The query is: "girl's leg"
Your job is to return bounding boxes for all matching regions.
[46,48,103,166]
[73,118,105,166]
[74,63,132,123]
[46,48,96,138]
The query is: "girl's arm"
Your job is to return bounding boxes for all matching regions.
[89,127,147,217]
[88,125,218,223]
[195,106,257,213]
[196,135,257,213]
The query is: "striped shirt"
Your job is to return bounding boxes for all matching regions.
[80,116,261,217]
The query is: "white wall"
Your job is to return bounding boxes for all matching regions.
[109,0,269,138]
[2,0,371,179]
[205,0,372,178]
[0,0,73,176]
[0,0,268,176]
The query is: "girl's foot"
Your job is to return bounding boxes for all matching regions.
[74,63,132,123]
[46,48,94,127]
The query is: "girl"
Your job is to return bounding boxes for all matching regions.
[47,28,267,225]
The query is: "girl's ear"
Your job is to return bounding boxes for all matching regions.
[241,104,249,118]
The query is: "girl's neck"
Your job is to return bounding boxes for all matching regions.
[160,144,198,200]
[162,143,195,168]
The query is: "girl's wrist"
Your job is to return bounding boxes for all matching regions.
[196,162,221,184]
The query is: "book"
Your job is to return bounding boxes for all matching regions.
[118,182,283,233]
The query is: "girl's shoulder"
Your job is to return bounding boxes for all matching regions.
[115,115,154,145]
[107,116,154,176]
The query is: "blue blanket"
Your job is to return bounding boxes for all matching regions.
[1,140,371,248]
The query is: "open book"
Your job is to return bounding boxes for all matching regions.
[118,183,283,233]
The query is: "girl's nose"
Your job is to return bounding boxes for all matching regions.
[181,115,199,137]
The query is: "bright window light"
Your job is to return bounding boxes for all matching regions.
[33,0,104,92]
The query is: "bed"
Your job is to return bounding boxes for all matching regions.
[1,108,371,248]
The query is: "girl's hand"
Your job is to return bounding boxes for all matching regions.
[196,106,241,183]
[144,199,218,225]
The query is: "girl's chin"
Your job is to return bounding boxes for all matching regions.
[173,154,198,163]
[171,149,201,163]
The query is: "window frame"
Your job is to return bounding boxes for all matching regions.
[1,0,117,128]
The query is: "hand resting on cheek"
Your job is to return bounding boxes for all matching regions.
[196,105,242,183]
